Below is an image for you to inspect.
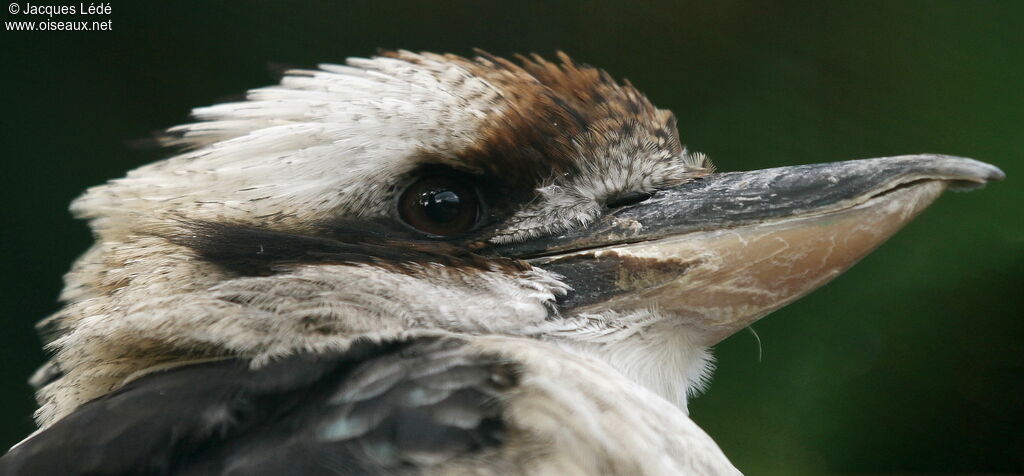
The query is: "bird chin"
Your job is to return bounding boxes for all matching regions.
[550,180,946,346]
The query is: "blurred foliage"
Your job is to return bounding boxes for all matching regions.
[1,0,1021,473]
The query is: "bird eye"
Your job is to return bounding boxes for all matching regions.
[398,176,481,237]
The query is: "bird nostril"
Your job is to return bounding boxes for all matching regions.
[606,191,654,209]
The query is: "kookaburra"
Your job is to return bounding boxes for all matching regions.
[0,51,1004,475]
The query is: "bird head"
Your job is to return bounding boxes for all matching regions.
[34,50,1003,427]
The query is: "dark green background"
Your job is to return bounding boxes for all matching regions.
[2,1,1021,473]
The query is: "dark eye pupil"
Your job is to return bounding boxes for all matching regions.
[399,175,481,237]
[420,189,463,223]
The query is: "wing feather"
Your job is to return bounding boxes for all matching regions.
[0,336,515,476]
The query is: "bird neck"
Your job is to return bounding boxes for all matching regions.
[547,314,714,413]
[35,235,571,427]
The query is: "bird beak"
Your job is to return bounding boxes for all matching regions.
[511,155,1004,346]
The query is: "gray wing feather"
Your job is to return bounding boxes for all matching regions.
[0,336,517,476]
